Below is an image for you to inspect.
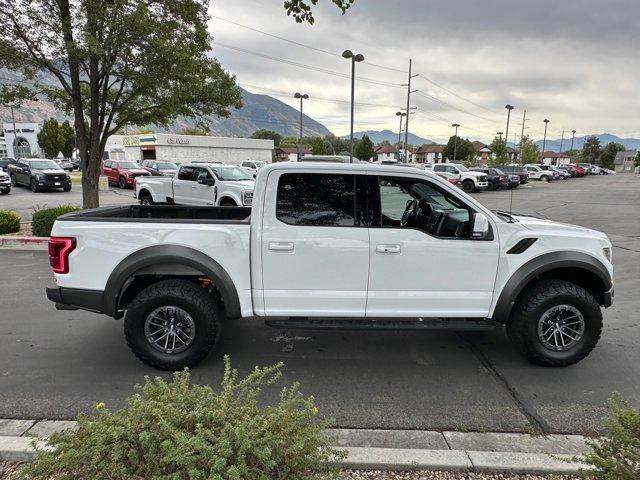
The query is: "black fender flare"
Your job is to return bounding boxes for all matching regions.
[491,251,612,323]
[103,244,241,319]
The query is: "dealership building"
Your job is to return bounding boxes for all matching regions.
[2,122,42,158]
[105,133,274,165]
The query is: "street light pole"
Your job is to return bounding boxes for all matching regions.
[451,123,460,162]
[396,111,406,148]
[541,119,550,161]
[10,105,18,159]
[293,92,308,161]
[558,129,565,165]
[570,129,576,152]
[343,50,364,163]
[496,131,503,141]
[504,104,514,154]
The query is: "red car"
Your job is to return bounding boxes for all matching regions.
[566,164,586,177]
[102,160,151,189]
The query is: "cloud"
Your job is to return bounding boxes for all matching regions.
[210,0,640,142]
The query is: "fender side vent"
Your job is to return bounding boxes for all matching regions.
[507,238,538,254]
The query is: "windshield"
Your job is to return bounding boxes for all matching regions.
[493,168,505,175]
[28,160,60,169]
[253,161,266,168]
[156,162,178,169]
[211,166,253,181]
[454,164,469,172]
[117,162,142,169]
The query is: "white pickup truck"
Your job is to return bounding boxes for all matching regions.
[135,163,255,206]
[429,163,489,193]
[47,162,613,370]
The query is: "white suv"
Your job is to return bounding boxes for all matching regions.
[430,163,489,193]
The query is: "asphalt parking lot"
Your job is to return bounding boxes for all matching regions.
[0,174,638,435]
[1,183,136,221]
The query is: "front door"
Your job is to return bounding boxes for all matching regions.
[366,174,499,318]
[260,171,370,316]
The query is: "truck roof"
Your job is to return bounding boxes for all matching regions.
[262,161,439,178]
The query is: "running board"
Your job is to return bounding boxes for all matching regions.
[265,317,500,331]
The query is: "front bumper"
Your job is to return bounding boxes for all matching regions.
[46,287,105,314]
[476,181,489,189]
[0,180,10,188]
[36,178,71,188]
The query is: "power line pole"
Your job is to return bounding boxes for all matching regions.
[558,129,565,165]
[504,104,514,158]
[451,123,460,162]
[542,119,550,161]
[403,59,418,163]
[518,109,527,163]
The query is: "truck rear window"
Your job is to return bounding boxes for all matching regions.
[276,173,356,227]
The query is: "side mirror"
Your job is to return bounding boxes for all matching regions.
[472,212,490,239]
[198,177,215,186]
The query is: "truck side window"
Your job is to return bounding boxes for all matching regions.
[178,166,195,181]
[276,173,356,227]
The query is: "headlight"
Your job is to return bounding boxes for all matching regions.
[35,173,44,180]
[603,247,612,262]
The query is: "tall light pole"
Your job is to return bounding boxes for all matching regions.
[294,92,308,161]
[496,131,503,141]
[558,129,566,165]
[542,119,550,160]
[396,111,406,150]
[504,104,514,152]
[570,129,576,152]
[9,105,19,159]
[343,50,364,163]
[451,123,460,162]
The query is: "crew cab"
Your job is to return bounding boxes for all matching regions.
[8,158,72,192]
[524,165,553,182]
[240,160,266,178]
[47,162,613,370]
[429,163,489,193]
[103,160,151,189]
[141,160,179,177]
[135,163,255,207]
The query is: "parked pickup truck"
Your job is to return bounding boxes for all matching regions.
[47,162,613,370]
[429,163,489,193]
[135,163,255,206]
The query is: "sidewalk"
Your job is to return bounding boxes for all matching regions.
[0,419,591,474]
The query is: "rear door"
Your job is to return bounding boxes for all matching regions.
[260,170,370,316]
[173,165,196,204]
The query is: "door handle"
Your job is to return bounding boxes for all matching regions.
[376,244,401,254]
[268,241,294,252]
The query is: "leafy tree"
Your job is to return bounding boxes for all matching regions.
[581,135,602,164]
[489,136,508,165]
[59,120,76,158]
[354,134,374,161]
[280,136,299,148]
[443,135,473,162]
[251,129,282,147]
[519,135,540,165]
[635,151,640,168]
[599,142,625,169]
[310,137,326,155]
[37,118,61,158]
[378,139,392,147]
[323,134,348,154]
[284,0,355,24]
[180,126,210,136]
[1,0,243,208]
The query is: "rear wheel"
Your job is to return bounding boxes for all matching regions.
[139,194,153,206]
[124,279,221,370]
[461,180,475,193]
[507,279,602,367]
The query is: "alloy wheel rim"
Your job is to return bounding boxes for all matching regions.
[144,306,196,354]
[537,304,585,351]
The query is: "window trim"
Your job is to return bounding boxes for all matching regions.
[274,172,367,228]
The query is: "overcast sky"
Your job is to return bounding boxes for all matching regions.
[210,0,639,143]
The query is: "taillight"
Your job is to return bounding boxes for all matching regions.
[49,237,76,274]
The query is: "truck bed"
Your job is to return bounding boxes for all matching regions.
[59,205,251,223]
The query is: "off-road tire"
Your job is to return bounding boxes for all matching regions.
[461,180,475,193]
[124,279,221,370]
[507,279,602,367]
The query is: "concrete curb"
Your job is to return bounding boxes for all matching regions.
[0,420,593,474]
[0,236,48,250]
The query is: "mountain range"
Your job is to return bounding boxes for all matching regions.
[533,134,640,152]
[343,130,434,146]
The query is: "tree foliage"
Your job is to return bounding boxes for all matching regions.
[0,0,243,208]
[59,120,76,158]
[489,136,508,165]
[519,135,540,165]
[354,134,374,161]
[443,135,473,162]
[310,136,326,155]
[251,129,283,147]
[284,0,355,24]
[599,142,625,169]
[323,134,348,154]
[581,135,602,164]
[635,151,640,168]
[37,118,62,158]
[180,126,210,136]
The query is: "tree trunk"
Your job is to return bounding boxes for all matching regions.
[81,153,100,209]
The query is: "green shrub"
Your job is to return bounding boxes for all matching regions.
[20,357,340,480]
[0,210,21,235]
[581,393,640,479]
[31,205,80,237]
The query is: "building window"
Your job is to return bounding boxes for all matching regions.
[14,137,31,157]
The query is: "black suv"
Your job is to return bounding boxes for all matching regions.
[471,167,510,191]
[0,157,18,172]
[500,165,529,184]
[8,158,72,192]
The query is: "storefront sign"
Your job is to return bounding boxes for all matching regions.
[166,137,190,145]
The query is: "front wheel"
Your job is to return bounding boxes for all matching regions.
[63,185,72,192]
[118,176,127,189]
[461,180,475,193]
[0,187,9,195]
[30,179,40,192]
[124,279,221,370]
[540,175,550,182]
[507,279,602,367]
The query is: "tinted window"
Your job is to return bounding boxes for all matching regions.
[178,166,195,181]
[193,167,212,181]
[276,173,356,226]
